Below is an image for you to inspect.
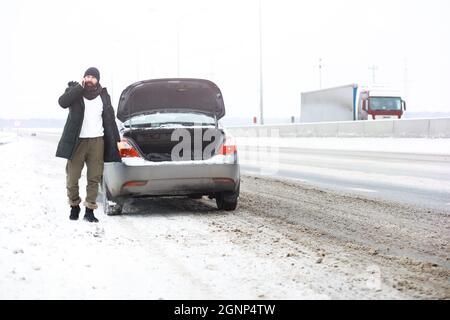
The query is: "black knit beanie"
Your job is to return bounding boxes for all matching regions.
[84,67,100,82]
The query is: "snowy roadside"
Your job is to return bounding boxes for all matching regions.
[18,128,63,135]
[0,132,18,145]
[0,136,329,299]
[1,135,448,299]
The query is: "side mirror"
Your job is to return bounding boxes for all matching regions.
[402,100,406,111]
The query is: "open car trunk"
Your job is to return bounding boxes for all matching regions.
[117,78,226,123]
[122,127,225,162]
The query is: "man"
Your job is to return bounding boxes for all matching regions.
[56,67,121,222]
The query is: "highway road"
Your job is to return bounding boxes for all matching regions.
[0,132,448,299]
[239,145,450,213]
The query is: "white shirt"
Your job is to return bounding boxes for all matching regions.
[79,96,104,138]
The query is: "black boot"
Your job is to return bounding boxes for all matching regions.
[70,205,80,220]
[84,208,99,223]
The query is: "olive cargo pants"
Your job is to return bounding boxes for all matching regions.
[66,137,104,210]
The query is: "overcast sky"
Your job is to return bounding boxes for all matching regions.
[1,0,449,121]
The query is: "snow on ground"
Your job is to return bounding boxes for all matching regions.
[0,136,328,299]
[1,134,448,299]
[18,128,63,134]
[0,132,17,145]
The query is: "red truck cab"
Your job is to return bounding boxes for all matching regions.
[360,89,406,120]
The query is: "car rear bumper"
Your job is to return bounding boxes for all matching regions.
[103,154,240,198]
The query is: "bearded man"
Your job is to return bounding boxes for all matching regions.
[56,67,121,222]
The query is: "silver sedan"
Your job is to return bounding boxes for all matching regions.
[101,78,240,215]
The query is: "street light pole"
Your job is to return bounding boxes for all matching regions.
[369,64,378,85]
[177,20,180,77]
[319,57,323,89]
[403,58,408,100]
[258,0,264,125]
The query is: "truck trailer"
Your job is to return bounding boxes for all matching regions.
[300,84,406,123]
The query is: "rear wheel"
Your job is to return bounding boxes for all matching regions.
[101,177,122,216]
[216,183,239,211]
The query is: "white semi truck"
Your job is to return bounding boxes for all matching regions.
[300,84,406,123]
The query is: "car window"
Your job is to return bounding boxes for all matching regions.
[123,112,216,127]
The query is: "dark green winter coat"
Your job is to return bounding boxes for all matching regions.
[55,81,122,162]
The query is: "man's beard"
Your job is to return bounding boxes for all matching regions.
[83,81,102,100]
[85,82,97,90]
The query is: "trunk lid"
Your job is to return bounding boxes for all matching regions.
[117,78,225,122]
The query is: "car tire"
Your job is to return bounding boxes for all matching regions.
[216,183,239,211]
[101,177,122,216]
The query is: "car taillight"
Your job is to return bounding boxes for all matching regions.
[117,138,141,158]
[218,136,237,155]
